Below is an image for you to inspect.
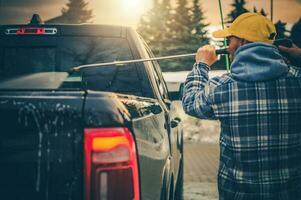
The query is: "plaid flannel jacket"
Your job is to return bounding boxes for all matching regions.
[182,63,301,198]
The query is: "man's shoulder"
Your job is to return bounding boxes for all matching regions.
[206,73,235,97]
[209,73,234,87]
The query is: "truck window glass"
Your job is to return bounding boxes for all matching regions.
[58,37,133,71]
[1,47,56,78]
[0,37,143,96]
[142,42,169,100]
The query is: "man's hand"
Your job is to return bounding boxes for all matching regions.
[279,44,301,60]
[195,45,218,67]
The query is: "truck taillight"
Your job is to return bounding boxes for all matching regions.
[84,128,140,200]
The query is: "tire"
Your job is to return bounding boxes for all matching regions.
[174,143,184,200]
[160,184,168,200]
[169,176,174,200]
[161,170,170,200]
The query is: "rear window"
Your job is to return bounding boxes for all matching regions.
[0,36,143,96]
[3,47,56,76]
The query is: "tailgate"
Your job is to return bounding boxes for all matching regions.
[0,91,85,200]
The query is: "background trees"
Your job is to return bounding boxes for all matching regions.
[190,0,210,49]
[137,0,171,55]
[46,0,93,24]
[138,0,300,71]
[227,0,248,23]
[61,0,93,23]
[290,18,301,47]
[137,0,210,71]
[228,0,300,44]
[274,20,288,39]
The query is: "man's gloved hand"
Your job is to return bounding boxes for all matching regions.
[195,45,218,67]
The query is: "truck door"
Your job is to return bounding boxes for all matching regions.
[143,45,183,184]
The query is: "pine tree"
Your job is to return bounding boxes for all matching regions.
[160,0,173,44]
[275,20,288,39]
[253,7,267,16]
[170,0,191,42]
[227,0,249,23]
[154,0,173,49]
[61,0,93,23]
[137,0,160,44]
[290,18,301,48]
[190,0,210,48]
[137,0,171,55]
[161,0,172,32]
[260,8,268,16]
[137,0,211,71]
[161,0,192,71]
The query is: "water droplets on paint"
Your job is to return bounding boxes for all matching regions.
[17,103,43,192]
[14,101,82,193]
[0,100,9,104]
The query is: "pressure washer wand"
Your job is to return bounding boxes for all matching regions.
[72,48,228,72]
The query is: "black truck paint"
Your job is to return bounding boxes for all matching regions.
[0,23,183,200]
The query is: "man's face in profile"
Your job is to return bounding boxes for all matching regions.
[227,36,243,61]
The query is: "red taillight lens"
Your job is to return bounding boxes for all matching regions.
[84,128,140,200]
[16,27,45,35]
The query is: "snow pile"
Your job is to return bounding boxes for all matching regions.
[182,117,220,143]
[184,182,218,200]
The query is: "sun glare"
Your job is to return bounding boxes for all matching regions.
[121,0,141,11]
[120,0,145,16]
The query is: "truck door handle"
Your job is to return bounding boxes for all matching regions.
[170,118,181,128]
[174,117,181,123]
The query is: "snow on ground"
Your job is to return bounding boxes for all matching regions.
[184,143,219,200]
[184,182,218,200]
[182,116,220,143]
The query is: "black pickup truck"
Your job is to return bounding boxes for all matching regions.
[0,16,184,200]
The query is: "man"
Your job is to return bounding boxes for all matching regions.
[182,12,301,199]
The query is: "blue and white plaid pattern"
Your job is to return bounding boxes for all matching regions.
[182,63,301,199]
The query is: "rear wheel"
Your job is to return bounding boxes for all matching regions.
[161,170,170,200]
[169,177,174,200]
[160,185,168,200]
[174,141,184,200]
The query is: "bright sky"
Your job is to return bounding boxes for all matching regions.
[92,0,301,27]
[0,0,300,29]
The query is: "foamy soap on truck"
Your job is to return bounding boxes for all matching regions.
[0,14,184,200]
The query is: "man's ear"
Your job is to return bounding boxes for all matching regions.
[241,39,251,45]
[240,39,247,45]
